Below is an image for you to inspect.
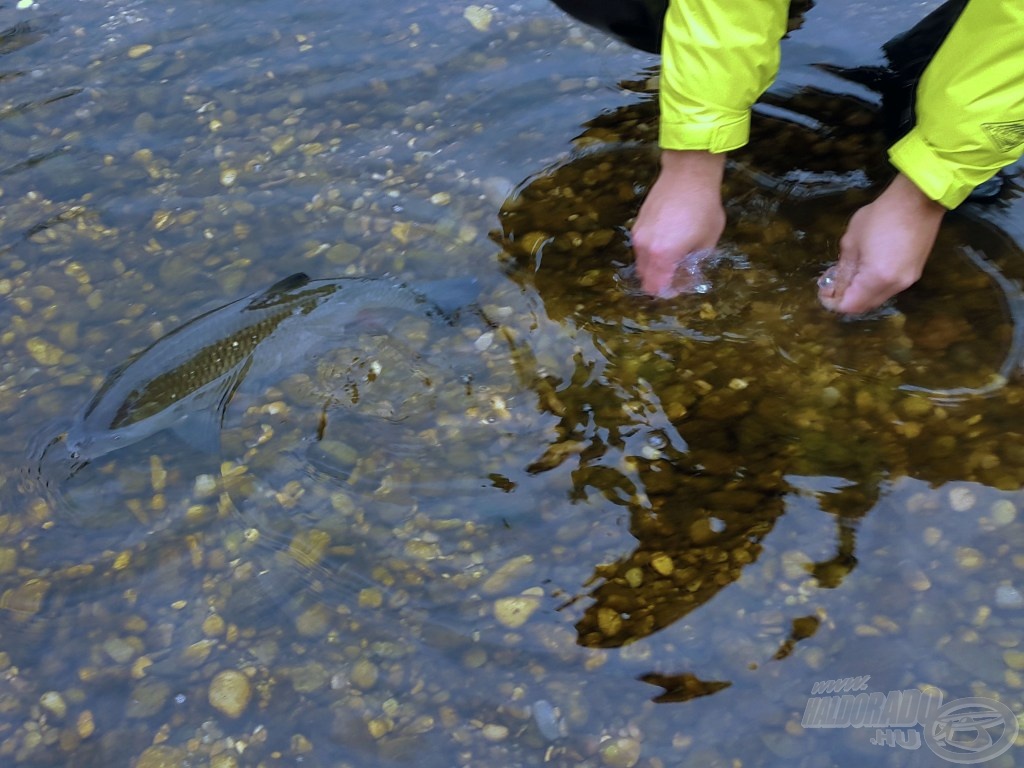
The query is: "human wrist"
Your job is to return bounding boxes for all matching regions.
[884,173,947,219]
[657,150,727,192]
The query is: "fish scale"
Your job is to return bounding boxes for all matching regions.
[109,302,306,430]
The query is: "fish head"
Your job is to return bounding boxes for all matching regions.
[60,423,127,475]
[58,436,90,479]
[27,425,87,482]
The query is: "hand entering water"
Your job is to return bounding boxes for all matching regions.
[818,174,946,315]
[632,149,727,297]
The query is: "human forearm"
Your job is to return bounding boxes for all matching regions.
[889,0,1024,208]
[659,0,790,152]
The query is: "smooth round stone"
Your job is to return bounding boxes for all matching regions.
[1004,650,1024,671]
[991,500,1017,527]
[208,669,251,719]
[601,737,641,768]
[482,555,535,595]
[135,746,186,768]
[76,711,95,739]
[288,661,329,693]
[956,547,985,570]
[26,336,63,366]
[532,699,566,741]
[295,605,331,637]
[494,594,541,629]
[481,723,509,741]
[39,691,67,719]
[949,486,976,512]
[995,584,1024,609]
[350,658,379,690]
[127,679,170,718]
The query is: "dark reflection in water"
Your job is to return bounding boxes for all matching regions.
[496,77,1024,674]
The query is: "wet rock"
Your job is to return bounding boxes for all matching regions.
[1003,650,1024,671]
[596,607,623,637]
[955,547,985,570]
[481,555,534,595]
[463,6,494,33]
[600,736,641,768]
[481,723,509,741]
[127,679,170,718]
[103,636,141,664]
[0,547,16,574]
[349,658,379,690]
[180,639,216,667]
[532,699,566,741]
[39,691,67,719]
[494,592,541,629]
[649,553,674,576]
[26,337,63,366]
[989,500,1017,527]
[1,578,49,619]
[76,710,95,739]
[202,613,226,638]
[995,584,1024,609]
[284,661,329,693]
[135,745,186,768]
[295,604,331,637]
[948,486,976,512]
[208,669,251,719]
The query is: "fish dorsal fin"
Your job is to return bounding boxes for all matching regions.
[269,272,310,292]
[246,272,311,310]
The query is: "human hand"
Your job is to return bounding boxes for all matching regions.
[631,150,727,297]
[818,174,946,315]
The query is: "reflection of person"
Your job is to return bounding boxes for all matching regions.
[552,0,1024,314]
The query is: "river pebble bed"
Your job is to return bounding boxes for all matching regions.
[2,0,1024,766]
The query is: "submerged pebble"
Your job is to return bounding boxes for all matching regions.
[39,691,67,720]
[6,4,1024,768]
[532,699,566,741]
[135,746,186,768]
[208,669,251,719]
[601,736,642,768]
[995,585,1024,609]
[493,593,541,628]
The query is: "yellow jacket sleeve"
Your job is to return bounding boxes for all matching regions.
[659,0,790,152]
[888,0,1024,208]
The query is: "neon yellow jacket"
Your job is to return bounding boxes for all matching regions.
[660,0,1024,208]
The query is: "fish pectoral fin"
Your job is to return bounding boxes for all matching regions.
[170,408,223,455]
[166,380,229,455]
[169,356,253,455]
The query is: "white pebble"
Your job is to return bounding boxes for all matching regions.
[474,332,494,351]
[948,486,976,512]
[995,585,1024,609]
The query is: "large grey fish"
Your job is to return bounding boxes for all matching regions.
[44,272,475,475]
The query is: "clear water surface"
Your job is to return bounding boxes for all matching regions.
[2,0,1024,766]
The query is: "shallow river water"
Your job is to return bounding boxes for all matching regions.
[2,0,1024,766]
